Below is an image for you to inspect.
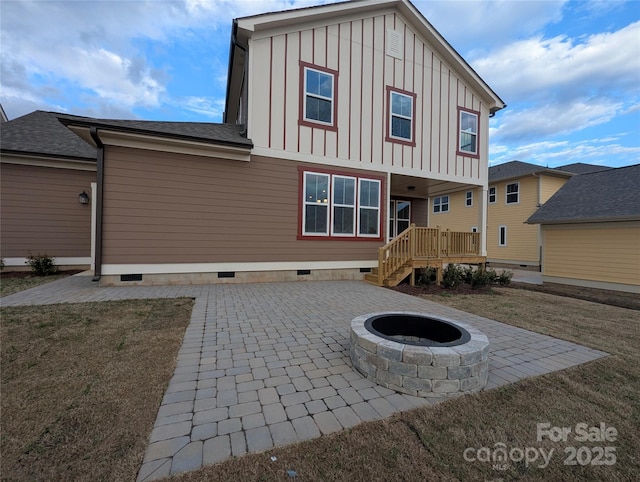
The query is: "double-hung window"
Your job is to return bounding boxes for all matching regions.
[506,182,519,204]
[433,195,449,213]
[489,186,496,204]
[465,191,473,207]
[386,87,416,145]
[332,176,356,236]
[301,171,381,239]
[458,108,479,157]
[301,63,337,128]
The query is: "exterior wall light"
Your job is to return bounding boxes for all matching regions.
[78,191,90,205]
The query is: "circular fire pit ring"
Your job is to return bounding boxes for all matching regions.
[350,312,489,399]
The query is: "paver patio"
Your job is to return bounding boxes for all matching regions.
[1,274,607,480]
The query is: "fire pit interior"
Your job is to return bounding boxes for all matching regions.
[350,312,489,400]
[365,313,471,346]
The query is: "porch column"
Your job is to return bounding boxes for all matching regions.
[478,187,488,257]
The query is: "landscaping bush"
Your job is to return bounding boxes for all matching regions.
[497,270,513,286]
[26,253,59,276]
[416,267,437,286]
[471,267,497,289]
[442,263,464,289]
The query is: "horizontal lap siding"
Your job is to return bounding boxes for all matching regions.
[540,175,567,204]
[543,223,640,286]
[429,189,480,232]
[0,163,94,258]
[102,148,382,264]
[487,177,539,262]
[250,11,488,181]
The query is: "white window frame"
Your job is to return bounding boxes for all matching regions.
[389,91,414,142]
[357,178,381,237]
[506,182,519,204]
[459,109,478,155]
[499,225,507,247]
[331,175,356,237]
[465,191,473,207]
[302,172,330,236]
[489,186,496,204]
[433,195,449,214]
[303,66,335,126]
[471,226,478,233]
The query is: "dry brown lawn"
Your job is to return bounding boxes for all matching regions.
[1,298,193,481]
[173,287,640,482]
[0,270,81,297]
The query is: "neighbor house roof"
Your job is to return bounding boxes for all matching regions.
[57,114,253,149]
[1,110,96,161]
[527,164,640,224]
[554,163,611,175]
[489,160,572,183]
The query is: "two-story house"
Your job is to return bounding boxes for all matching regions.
[430,160,610,270]
[59,0,504,286]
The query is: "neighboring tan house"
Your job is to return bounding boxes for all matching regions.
[59,0,505,286]
[0,111,97,270]
[429,160,611,270]
[527,164,640,294]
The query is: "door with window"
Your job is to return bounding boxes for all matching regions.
[389,200,411,238]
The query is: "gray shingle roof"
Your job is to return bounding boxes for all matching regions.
[489,160,571,182]
[555,163,611,175]
[0,110,96,160]
[57,114,253,149]
[527,164,640,224]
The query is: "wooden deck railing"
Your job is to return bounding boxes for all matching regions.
[377,224,480,284]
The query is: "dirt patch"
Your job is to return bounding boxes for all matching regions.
[1,298,193,481]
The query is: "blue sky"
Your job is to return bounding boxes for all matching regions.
[1,0,639,168]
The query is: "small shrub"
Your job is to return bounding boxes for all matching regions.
[27,253,59,276]
[462,265,474,284]
[0,258,4,271]
[416,267,437,286]
[471,267,496,289]
[442,263,464,289]
[497,270,513,286]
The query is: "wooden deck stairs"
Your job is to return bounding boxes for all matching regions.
[364,225,485,287]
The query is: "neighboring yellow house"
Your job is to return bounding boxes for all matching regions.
[527,164,640,294]
[429,160,610,269]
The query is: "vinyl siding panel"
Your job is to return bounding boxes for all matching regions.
[428,189,480,232]
[101,147,384,265]
[0,163,94,258]
[542,223,640,286]
[487,177,540,263]
[540,175,567,204]
[248,11,490,183]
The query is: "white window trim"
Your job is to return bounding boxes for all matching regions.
[330,175,356,237]
[389,91,414,142]
[499,225,507,246]
[465,190,473,207]
[302,172,330,236]
[471,226,478,233]
[459,110,478,155]
[357,178,381,237]
[303,66,335,126]
[433,195,449,214]
[489,186,496,204]
[506,182,520,204]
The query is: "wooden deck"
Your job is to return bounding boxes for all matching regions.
[364,224,486,287]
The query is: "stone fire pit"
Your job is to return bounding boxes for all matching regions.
[350,312,489,399]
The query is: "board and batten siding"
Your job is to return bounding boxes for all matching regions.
[101,147,384,266]
[248,11,489,182]
[542,222,640,290]
[0,163,94,259]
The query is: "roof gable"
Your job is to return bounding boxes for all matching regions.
[527,164,640,224]
[489,160,572,182]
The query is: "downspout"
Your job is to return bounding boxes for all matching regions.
[90,127,104,282]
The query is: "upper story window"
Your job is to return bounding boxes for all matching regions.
[433,195,449,213]
[489,186,496,204]
[457,107,479,158]
[301,170,382,240]
[386,87,416,146]
[300,62,337,130]
[506,182,519,204]
[465,191,473,207]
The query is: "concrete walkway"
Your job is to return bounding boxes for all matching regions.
[1,275,607,480]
